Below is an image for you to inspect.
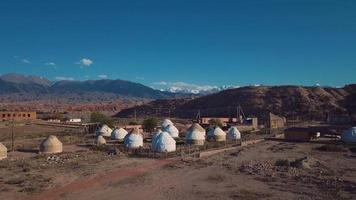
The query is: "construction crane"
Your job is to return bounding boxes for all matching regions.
[236,104,247,123]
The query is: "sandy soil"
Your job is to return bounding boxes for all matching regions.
[1,139,355,200]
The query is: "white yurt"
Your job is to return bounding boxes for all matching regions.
[185,123,206,145]
[341,127,356,144]
[111,128,128,141]
[0,142,7,160]
[227,127,241,140]
[124,128,144,149]
[164,124,179,138]
[152,131,176,152]
[95,135,106,145]
[207,126,226,142]
[151,129,162,150]
[39,135,63,154]
[95,124,113,137]
[161,119,173,128]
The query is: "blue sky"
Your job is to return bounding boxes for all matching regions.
[0,0,355,89]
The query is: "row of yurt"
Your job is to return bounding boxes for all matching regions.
[152,131,176,152]
[185,124,241,145]
[0,143,7,160]
[342,127,356,144]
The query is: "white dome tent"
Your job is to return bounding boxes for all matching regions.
[152,131,176,152]
[341,127,356,144]
[111,128,128,141]
[227,127,241,140]
[39,135,63,154]
[164,124,179,138]
[151,129,162,151]
[0,142,7,160]
[161,119,173,128]
[96,124,113,137]
[95,135,106,145]
[207,126,226,142]
[124,128,144,149]
[185,123,206,145]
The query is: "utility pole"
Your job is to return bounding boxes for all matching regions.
[134,109,137,122]
[196,109,201,122]
[11,119,14,152]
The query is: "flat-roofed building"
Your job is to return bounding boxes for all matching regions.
[0,111,37,121]
[266,113,286,129]
[200,117,238,127]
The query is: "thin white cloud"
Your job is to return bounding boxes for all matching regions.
[98,74,108,79]
[21,59,31,64]
[45,62,56,66]
[55,76,75,81]
[76,58,93,67]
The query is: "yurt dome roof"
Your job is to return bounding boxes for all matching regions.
[163,124,179,138]
[95,135,106,145]
[124,128,144,148]
[161,119,173,128]
[227,127,241,140]
[111,128,128,140]
[151,129,162,150]
[208,126,226,137]
[186,124,206,140]
[152,131,176,152]
[96,124,113,137]
[0,142,7,160]
[188,123,206,133]
[40,135,63,154]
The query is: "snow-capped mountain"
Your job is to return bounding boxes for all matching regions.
[152,81,240,95]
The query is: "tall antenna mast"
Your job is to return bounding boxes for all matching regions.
[196,109,201,122]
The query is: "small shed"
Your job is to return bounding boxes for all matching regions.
[0,143,7,160]
[284,127,314,142]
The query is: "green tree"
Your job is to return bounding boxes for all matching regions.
[129,121,139,125]
[208,118,224,128]
[90,112,115,128]
[143,117,158,132]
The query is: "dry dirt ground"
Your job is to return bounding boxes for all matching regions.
[1,140,356,200]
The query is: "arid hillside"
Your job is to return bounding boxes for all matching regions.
[116,85,356,121]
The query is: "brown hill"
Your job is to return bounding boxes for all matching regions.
[115,85,356,121]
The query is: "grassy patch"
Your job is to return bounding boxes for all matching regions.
[274,159,290,167]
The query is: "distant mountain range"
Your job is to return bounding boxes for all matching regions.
[0,73,194,100]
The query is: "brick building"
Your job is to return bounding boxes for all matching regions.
[0,111,37,121]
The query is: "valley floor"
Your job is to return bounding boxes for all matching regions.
[1,140,356,200]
